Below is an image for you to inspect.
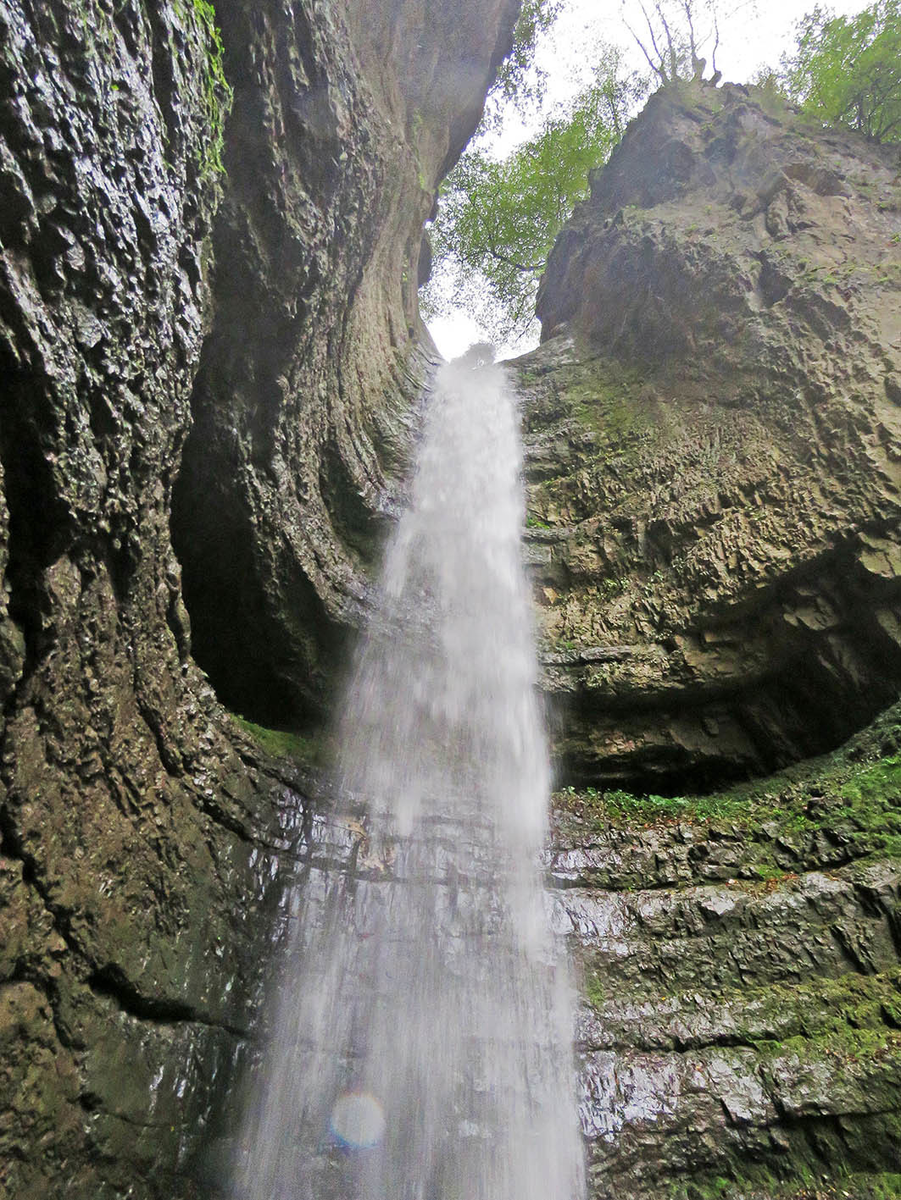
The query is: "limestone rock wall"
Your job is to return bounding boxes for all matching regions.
[519,81,901,791]
[515,77,901,1200]
[551,706,901,1198]
[170,0,518,727]
[0,0,518,1194]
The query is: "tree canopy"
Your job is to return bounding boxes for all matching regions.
[778,0,901,142]
[422,47,646,344]
[489,0,565,119]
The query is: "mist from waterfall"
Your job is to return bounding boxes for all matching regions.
[234,354,586,1200]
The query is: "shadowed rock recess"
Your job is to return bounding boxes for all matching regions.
[2,0,901,1194]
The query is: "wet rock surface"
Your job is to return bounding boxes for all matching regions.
[218,716,901,1200]
[0,0,518,1195]
[0,1,287,1191]
[516,81,901,791]
[3,6,901,1198]
[170,0,518,728]
[549,706,901,1197]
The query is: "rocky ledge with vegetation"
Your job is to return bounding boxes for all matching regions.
[551,701,901,1198]
[506,72,901,1199]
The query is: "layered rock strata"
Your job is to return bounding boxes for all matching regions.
[551,704,901,1198]
[518,81,901,791]
[170,0,518,726]
[516,84,901,1195]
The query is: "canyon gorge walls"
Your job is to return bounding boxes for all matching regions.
[0,0,517,1193]
[1,1,901,1195]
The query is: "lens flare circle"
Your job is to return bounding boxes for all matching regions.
[329,1091,386,1150]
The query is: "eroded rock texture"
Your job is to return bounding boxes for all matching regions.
[550,704,901,1198]
[0,0,518,1195]
[517,85,901,1196]
[170,0,518,727]
[3,6,901,1197]
[519,81,901,792]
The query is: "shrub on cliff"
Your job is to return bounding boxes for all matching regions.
[624,0,723,86]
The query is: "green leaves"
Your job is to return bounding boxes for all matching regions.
[780,0,901,142]
[491,0,564,115]
[423,49,647,344]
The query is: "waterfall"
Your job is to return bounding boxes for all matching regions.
[234,354,586,1200]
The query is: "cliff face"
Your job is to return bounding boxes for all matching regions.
[3,8,901,1198]
[551,710,901,1199]
[520,81,901,792]
[170,0,518,727]
[514,78,901,1200]
[0,0,517,1194]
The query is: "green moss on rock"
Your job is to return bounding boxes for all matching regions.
[187,0,232,175]
[231,714,329,767]
[555,698,901,877]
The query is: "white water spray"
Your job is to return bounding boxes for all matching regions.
[235,356,585,1200]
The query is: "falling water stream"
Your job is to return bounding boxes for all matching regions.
[235,355,586,1200]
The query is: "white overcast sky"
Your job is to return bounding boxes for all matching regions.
[426,0,871,361]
